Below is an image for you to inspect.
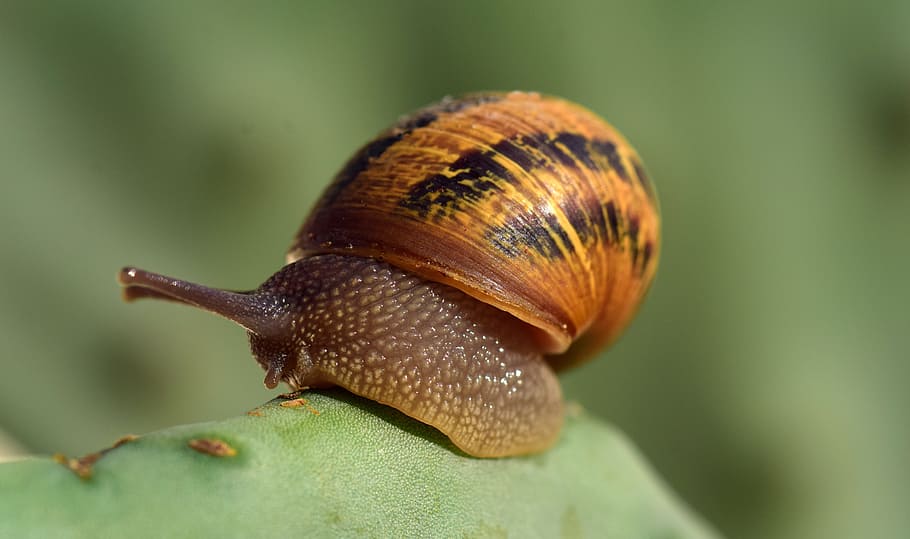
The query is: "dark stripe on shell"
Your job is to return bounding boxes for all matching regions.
[401,130,631,221]
[627,214,640,265]
[401,170,506,222]
[551,133,630,182]
[400,149,511,221]
[485,213,569,261]
[545,213,574,254]
[489,136,545,171]
[323,94,506,205]
[553,132,598,170]
[565,201,593,244]
[323,133,404,204]
[641,241,654,276]
[587,198,609,244]
[605,201,620,243]
[591,140,629,181]
[565,196,610,246]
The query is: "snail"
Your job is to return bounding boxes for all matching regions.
[118,91,660,457]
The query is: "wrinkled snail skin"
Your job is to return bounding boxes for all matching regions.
[117,91,660,458]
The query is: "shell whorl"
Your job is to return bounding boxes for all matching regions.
[290,91,660,367]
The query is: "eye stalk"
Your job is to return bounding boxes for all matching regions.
[117,266,299,388]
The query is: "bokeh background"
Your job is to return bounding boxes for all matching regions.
[1,2,908,537]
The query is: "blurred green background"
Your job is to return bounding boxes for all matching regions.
[1,1,908,538]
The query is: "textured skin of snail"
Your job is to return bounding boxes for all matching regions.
[118,91,660,457]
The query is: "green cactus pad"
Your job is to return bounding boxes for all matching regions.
[0,389,717,538]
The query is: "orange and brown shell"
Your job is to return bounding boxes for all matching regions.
[289,91,660,370]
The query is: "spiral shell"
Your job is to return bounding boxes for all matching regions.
[290,91,660,368]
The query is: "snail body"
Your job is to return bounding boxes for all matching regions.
[118,91,660,457]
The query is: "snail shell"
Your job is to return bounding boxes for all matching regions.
[118,91,660,457]
[294,91,659,369]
